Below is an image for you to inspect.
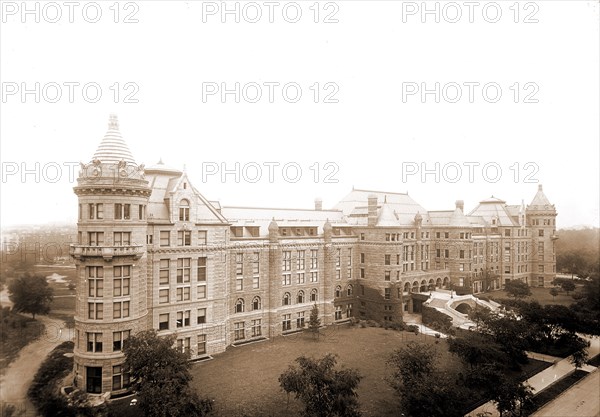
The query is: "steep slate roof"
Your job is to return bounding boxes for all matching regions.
[92,114,136,164]
[221,206,347,237]
[334,188,427,226]
[468,196,519,227]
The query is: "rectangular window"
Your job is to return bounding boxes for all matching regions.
[310,249,318,269]
[197,257,207,283]
[296,250,305,270]
[88,203,103,220]
[159,259,170,285]
[113,301,130,319]
[159,289,169,304]
[282,273,291,286]
[114,203,131,220]
[310,272,318,283]
[160,231,170,247]
[459,250,465,259]
[138,204,145,220]
[86,332,103,352]
[177,286,191,301]
[177,310,191,328]
[282,314,291,331]
[112,365,130,391]
[385,271,391,281]
[159,313,169,330]
[236,253,243,276]
[236,276,243,291]
[177,231,191,246]
[384,254,391,265]
[296,272,305,284]
[197,308,206,324]
[234,322,245,341]
[252,319,262,337]
[113,330,130,352]
[505,229,511,237]
[177,258,191,283]
[283,251,291,271]
[198,230,207,245]
[360,233,365,241]
[88,302,103,320]
[335,249,341,268]
[539,229,544,237]
[296,312,305,328]
[360,268,365,278]
[252,252,260,275]
[384,288,391,300]
[113,265,130,297]
[538,265,544,273]
[177,337,190,354]
[197,285,207,299]
[146,234,153,244]
[360,253,365,264]
[88,232,104,246]
[87,266,104,297]
[179,206,189,221]
[197,334,207,355]
[113,232,131,246]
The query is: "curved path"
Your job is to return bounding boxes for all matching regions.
[1,287,73,416]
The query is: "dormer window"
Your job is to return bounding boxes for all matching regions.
[179,199,190,221]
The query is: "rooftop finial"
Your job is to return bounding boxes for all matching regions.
[108,113,119,130]
[538,184,543,191]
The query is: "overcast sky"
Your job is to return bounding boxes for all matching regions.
[1,1,598,229]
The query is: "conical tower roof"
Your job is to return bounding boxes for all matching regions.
[92,114,136,164]
[529,185,552,207]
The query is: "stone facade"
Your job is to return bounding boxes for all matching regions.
[70,115,557,395]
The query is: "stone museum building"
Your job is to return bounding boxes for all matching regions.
[70,115,558,394]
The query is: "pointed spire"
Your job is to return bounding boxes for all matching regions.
[529,184,552,207]
[92,114,136,164]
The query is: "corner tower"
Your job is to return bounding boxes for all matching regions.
[70,115,151,395]
[526,185,558,287]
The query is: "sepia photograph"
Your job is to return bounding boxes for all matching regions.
[1,1,599,416]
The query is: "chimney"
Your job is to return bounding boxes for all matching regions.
[368,194,378,227]
[314,198,323,211]
[455,200,464,212]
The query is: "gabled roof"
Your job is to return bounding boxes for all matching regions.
[92,114,136,164]
[468,196,519,227]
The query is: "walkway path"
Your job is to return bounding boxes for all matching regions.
[466,335,600,417]
[0,287,73,416]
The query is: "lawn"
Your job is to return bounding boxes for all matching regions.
[486,285,582,306]
[189,325,549,417]
[0,312,45,374]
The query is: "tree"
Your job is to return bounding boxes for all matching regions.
[308,303,321,339]
[549,287,559,300]
[123,330,212,417]
[387,342,468,417]
[8,273,53,319]
[447,332,505,370]
[279,353,362,417]
[492,378,533,417]
[504,280,531,299]
[560,280,576,295]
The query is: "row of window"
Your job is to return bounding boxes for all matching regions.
[159,308,207,330]
[87,301,129,319]
[84,232,133,246]
[159,258,206,285]
[156,230,208,247]
[282,272,319,286]
[84,330,130,353]
[79,203,146,221]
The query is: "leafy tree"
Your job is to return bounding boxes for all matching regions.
[279,353,362,417]
[492,378,533,417]
[387,342,468,417]
[8,273,53,319]
[123,330,212,417]
[504,280,531,299]
[560,280,576,295]
[447,332,505,370]
[308,303,321,339]
[549,287,559,300]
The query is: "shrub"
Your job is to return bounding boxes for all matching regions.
[406,324,419,334]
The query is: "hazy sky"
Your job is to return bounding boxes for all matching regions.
[1,1,598,229]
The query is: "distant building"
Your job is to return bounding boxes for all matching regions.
[70,115,557,395]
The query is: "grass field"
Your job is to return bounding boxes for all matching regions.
[0,313,45,374]
[189,325,550,417]
[487,285,582,306]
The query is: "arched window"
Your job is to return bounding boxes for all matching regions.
[297,290,305,304]
[252,296,261,310]
[346,284,353,296]
[412,281,419,292]
[404,282,411,293]
[235,298,244,313]
[335,286,341,298]
[179,199,190,221]
[283,292,291,306]
[310,289,318,302]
